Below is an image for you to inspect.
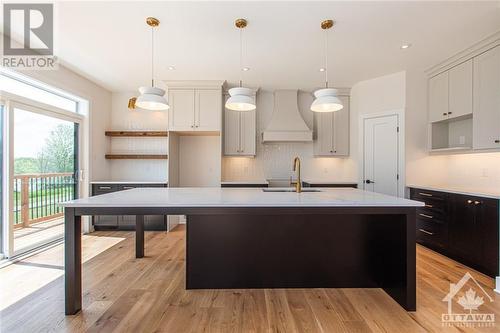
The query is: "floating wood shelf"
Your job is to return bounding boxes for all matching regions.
[105,154,168,160]
[105,131,168,137]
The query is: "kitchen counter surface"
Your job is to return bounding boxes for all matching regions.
[407,184,500,199]
[91,181,168,184]
[62,187,423,208]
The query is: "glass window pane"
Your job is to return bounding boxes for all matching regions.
[0,75,78,113]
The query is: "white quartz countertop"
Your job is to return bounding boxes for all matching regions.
[61,187,424,208]
[407,184,500,200]
[91,181,168,184]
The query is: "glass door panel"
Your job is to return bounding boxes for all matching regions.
[12,107,78,255]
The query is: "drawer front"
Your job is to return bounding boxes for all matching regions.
[416,218,447,249]
[411,188,447,202]
[93,184,119,195]
[416,208,446,224]
[120,184,141,191]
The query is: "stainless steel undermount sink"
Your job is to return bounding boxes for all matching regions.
[262,188,321,193]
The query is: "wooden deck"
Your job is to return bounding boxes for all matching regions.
[14,217,64,254]
[1,225,499,332]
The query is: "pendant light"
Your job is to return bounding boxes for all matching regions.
[135,17,169,111]
[226,18,256,112]
[311,19,343,113]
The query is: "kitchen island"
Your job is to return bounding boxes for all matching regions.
[61,187,423,315]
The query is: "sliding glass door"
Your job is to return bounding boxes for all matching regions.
[11,105,80,255]
[0,103,4,258]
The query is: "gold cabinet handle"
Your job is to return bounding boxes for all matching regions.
[419,229,434,236]
[425,204,433,208]
[419,213,433,219]
[419,192,432,197]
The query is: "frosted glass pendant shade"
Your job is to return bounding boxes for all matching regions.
[135,86,169,111]
[310,88,343,112]
[226,87,256,111]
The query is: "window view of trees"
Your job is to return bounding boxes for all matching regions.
[14,124,74,174]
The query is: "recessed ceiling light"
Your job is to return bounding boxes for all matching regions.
[319,68,326,72]
[242,67,250,71]
[168,65,175,70]
[401,43,412,49]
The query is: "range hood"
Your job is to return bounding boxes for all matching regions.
[262,90,313,142]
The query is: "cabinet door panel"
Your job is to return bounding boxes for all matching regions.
[224,109,240,155]
[333,96,349,155]
[196,89,221,131]
[314,112,333,155]
[428,71,449,123]
[473,45,500,149]
[240,110,256,155]
[477,198,499,276]
[448,59,473,119]
[449,194,480,262]
[169,89,195,131]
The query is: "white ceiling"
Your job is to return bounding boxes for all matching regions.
[6,1,500,92]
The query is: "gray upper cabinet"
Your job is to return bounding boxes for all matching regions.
[224,109,256,156]
[429,71,449,123]
[473,45,500,150]
[449,59,473,120]
[168,88,222,132]
[428,59,473,123]
[314,95,349,156]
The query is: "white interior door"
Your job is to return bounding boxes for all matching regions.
[363,114,399,196]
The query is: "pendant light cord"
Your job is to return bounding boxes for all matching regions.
[151,26,154,87]
[239,27,243,87]
[324,28,328,89]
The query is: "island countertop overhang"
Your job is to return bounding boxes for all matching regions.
[60,187,424,208]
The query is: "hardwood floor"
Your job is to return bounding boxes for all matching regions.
[1,225,499,332]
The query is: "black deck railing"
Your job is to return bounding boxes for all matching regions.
[13,173,75,227]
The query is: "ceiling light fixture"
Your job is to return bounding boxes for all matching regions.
[168,65,175,70]
[311,19,343,113]
[135,17,169,111]
[401,43,412,49]
[319,68,325,72]
[225,18,256,112]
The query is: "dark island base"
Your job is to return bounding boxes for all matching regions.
[187,211,415,311]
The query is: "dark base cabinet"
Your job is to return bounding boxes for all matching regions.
[410,187,499,277]
[91,183,168,231]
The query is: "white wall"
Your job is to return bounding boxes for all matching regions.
[108,92,168,182]
[221,90,357,182]
[23,65,112,182]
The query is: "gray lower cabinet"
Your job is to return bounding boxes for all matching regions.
[91,183,168,231]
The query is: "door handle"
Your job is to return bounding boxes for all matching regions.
[495,139,500,143]
[365,180,374,184]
